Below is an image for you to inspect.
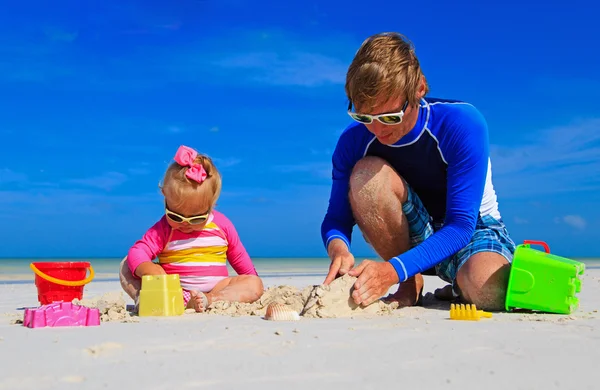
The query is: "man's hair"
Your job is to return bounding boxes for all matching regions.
[345,32,429,112]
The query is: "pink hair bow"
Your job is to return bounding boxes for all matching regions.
[174,145,207,184]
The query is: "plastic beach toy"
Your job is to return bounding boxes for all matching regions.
[449,303,492,321]
[505,240,585,314]
[23,302,100,328]
[138,274,185,317]
[30,261,95,305]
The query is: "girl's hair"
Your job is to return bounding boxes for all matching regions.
[160,152,222,212]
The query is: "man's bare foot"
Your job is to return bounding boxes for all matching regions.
[382,273,424,308]
[433,284,457,301]
[188,291,210,313]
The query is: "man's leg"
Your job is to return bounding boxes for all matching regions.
[456,252,510,311]
[440,216,515,311]
[348,156,424,307]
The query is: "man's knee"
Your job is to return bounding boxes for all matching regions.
[349,156,405,206]
[352,155,388,175]
[456,253,510,311]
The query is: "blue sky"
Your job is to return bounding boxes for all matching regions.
[1,0,599,259]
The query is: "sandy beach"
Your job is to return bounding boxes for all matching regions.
[1,270,599,390]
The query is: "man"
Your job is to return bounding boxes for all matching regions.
[320,32,515,311]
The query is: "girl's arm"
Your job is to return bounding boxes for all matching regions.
[127,217,171,278]
[133,261,166,277]
[214,212,258,276]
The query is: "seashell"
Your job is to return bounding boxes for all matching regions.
[264,302,300,321]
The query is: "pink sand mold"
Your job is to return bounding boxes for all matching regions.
[23,302,100,328]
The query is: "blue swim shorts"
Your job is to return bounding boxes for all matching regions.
[402,182,516,289]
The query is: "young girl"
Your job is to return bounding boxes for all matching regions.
[119,145,264,312]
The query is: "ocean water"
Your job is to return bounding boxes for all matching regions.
[0,257,332,284]
[1,257,598,285]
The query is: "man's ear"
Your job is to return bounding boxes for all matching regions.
[416,75,427,100]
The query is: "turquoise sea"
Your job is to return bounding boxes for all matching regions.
[1,257,598,285]
[0,257,332,284]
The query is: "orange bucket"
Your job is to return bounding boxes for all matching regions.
[30,262,95,305]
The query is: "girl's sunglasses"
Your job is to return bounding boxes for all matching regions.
[347,100,409,125]
[165,206,210,225]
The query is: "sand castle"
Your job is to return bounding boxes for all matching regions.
[205,274,398,320]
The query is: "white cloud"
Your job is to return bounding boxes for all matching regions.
[0,28,354,91]
[0,168,158,219]
[310,148,333,156]
[491,118,600,198]
[68,172,128,191]
[214,51,347,87]
[0,187,159,217]
[167,125,183,133]
[0,169,28,184]
[220,183,332,208]
[561,215,587,230]
[213,157,241,168]
[273,162,331,179]
[533,76,600,100]
[128,168,151,175]
[209,126,219,132]
[42,26,79,43]
[514,216,529,224]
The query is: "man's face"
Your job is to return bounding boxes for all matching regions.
[354,97,418,145]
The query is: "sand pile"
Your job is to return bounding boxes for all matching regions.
[301,274,398,318]
[69,275,398,320]
[73,292,138,323]
[205,284,312,317]
[206,274,398,319]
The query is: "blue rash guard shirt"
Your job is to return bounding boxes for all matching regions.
[321,97,502,282]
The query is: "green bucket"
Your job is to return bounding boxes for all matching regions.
[505,240,585,314]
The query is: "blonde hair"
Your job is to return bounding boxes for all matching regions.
[160,153,222,211]
[345,32,429,112]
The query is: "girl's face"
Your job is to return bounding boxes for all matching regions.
[164,193,213,233]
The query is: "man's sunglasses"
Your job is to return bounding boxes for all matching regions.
[165,206,210,225]
[347,100,409,125]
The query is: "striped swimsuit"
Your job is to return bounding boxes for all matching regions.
[127,211,258,305]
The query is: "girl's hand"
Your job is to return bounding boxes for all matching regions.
[134,262,167,278]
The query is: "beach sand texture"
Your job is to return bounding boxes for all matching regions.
[1,272,599,390]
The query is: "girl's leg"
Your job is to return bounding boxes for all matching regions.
[188,275,264,312]
[121,256,264,312]
[119,257,141,302]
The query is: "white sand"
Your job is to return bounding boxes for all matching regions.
[1,272,599,390]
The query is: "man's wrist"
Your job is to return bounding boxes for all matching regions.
[387,261,400,284]
[388,257,408,282]
[325,234,350,254]
[327,238,350,259]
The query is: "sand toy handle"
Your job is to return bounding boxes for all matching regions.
[30,264,95,287]
[523,240,550,254]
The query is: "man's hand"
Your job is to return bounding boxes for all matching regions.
[348,260,399,306]
[324,239,355,285]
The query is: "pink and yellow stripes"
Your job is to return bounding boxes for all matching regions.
[158,220,228,292]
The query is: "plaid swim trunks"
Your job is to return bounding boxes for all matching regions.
[402,182,516,288]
